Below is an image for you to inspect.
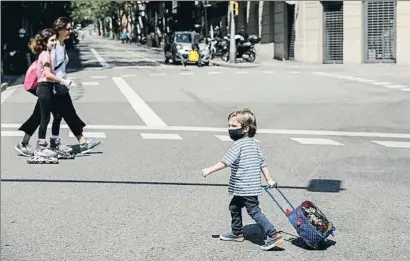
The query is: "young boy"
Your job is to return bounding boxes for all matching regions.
[202,108,284,251]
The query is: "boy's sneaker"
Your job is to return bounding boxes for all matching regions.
[78,139,101,154]
[260,233,284,251]
[219,233,244,242]
[15,142,34,157]
[35,140,57,158]
[50,137,73,154]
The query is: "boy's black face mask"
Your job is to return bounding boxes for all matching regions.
[228,127,245,141]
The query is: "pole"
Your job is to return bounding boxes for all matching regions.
[229,0,236,63]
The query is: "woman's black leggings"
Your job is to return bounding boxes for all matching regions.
[19,85,86,138]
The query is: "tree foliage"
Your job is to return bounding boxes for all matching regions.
[70,1,122,23]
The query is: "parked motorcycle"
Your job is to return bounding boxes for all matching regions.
[2,46,29,74]
[220,34,260,63]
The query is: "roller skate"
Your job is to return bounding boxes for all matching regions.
[50,137,75,159]
[27,155,58,164]
[27,140,58,164]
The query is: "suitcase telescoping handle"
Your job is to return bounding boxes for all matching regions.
[264,185,295,216]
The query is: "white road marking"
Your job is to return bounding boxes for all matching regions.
[289,71,301,74]
[384,84,407,89]
[208,71,222,75]
[2,124,410,139]
[262,71,274,74]
[235,71,249,74]
[335,75,352,79]
[150,73,167,76]
[81,82,99,86]
[291,138,343,146]
[121,74,137,78]
[400,88,410,92]
[112,77,167,127]
[372,140,410,148]
[90,48,110,67]
[180,72,194,76]
[69,77,76,80]
[355,78,375,83]
[1,86,19,104]
[69,132,107,139]
[1,131,23,137]
[127,51,165,67]
[140,133,182,140]
[90,76,107,79]
[215,135,232,142]
[372,82,391,86]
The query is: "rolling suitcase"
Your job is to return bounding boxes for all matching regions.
[264,185,336,249]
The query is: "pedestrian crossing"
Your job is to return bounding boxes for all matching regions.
[2,130,409,149]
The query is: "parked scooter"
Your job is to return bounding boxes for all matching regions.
[220,34,260,63]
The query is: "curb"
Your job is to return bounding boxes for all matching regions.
[1,82,9,92]
[210,60,260,69]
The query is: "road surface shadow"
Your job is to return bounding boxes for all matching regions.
[279,231,337,251]
[0,178,345,192]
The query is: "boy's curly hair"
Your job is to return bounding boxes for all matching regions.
[228,108,257,137]
[29,28,56,55]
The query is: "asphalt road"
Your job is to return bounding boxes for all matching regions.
[1,28,410,261]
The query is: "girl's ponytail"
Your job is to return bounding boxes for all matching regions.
[28,37,37,55]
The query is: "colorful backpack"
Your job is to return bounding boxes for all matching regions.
[23,60,39,91]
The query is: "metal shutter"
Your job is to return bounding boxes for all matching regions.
[364,1,396,63]
[287,4,295,60]
[323,2,344,64]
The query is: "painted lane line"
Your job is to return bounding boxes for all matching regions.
[384,84,407,89]
[180,72,194,76]
[372,82,391,86]
[112,77,167,127]
[291,138,343,146]
[1,131,24,137]
[140,133,182,140]
[2,124,410,139]
[235,71,249,74]
[150,73,167,76]
[127,51,165,67]
[81,82,99,86]
[90,48,110,67]
[69,132,107,139]
[215,135,260,142]
[400,88,410,92]
[208,71,222,75]
[289,71,301,74]
[121,74,137,78]
[261,71,274,74]
[215,135,232,142]
[356,78,374,83]
[90,76,107,79]
[372,140,410,148]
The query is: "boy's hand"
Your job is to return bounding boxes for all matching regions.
[202,168,212,177]
[267,180,277,188]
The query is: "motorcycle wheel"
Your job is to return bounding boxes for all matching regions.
[221,52,229,62]
[244,51,256,62]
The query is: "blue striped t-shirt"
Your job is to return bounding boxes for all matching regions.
[221,137,268,196]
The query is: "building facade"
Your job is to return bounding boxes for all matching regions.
[232,0,409,65]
